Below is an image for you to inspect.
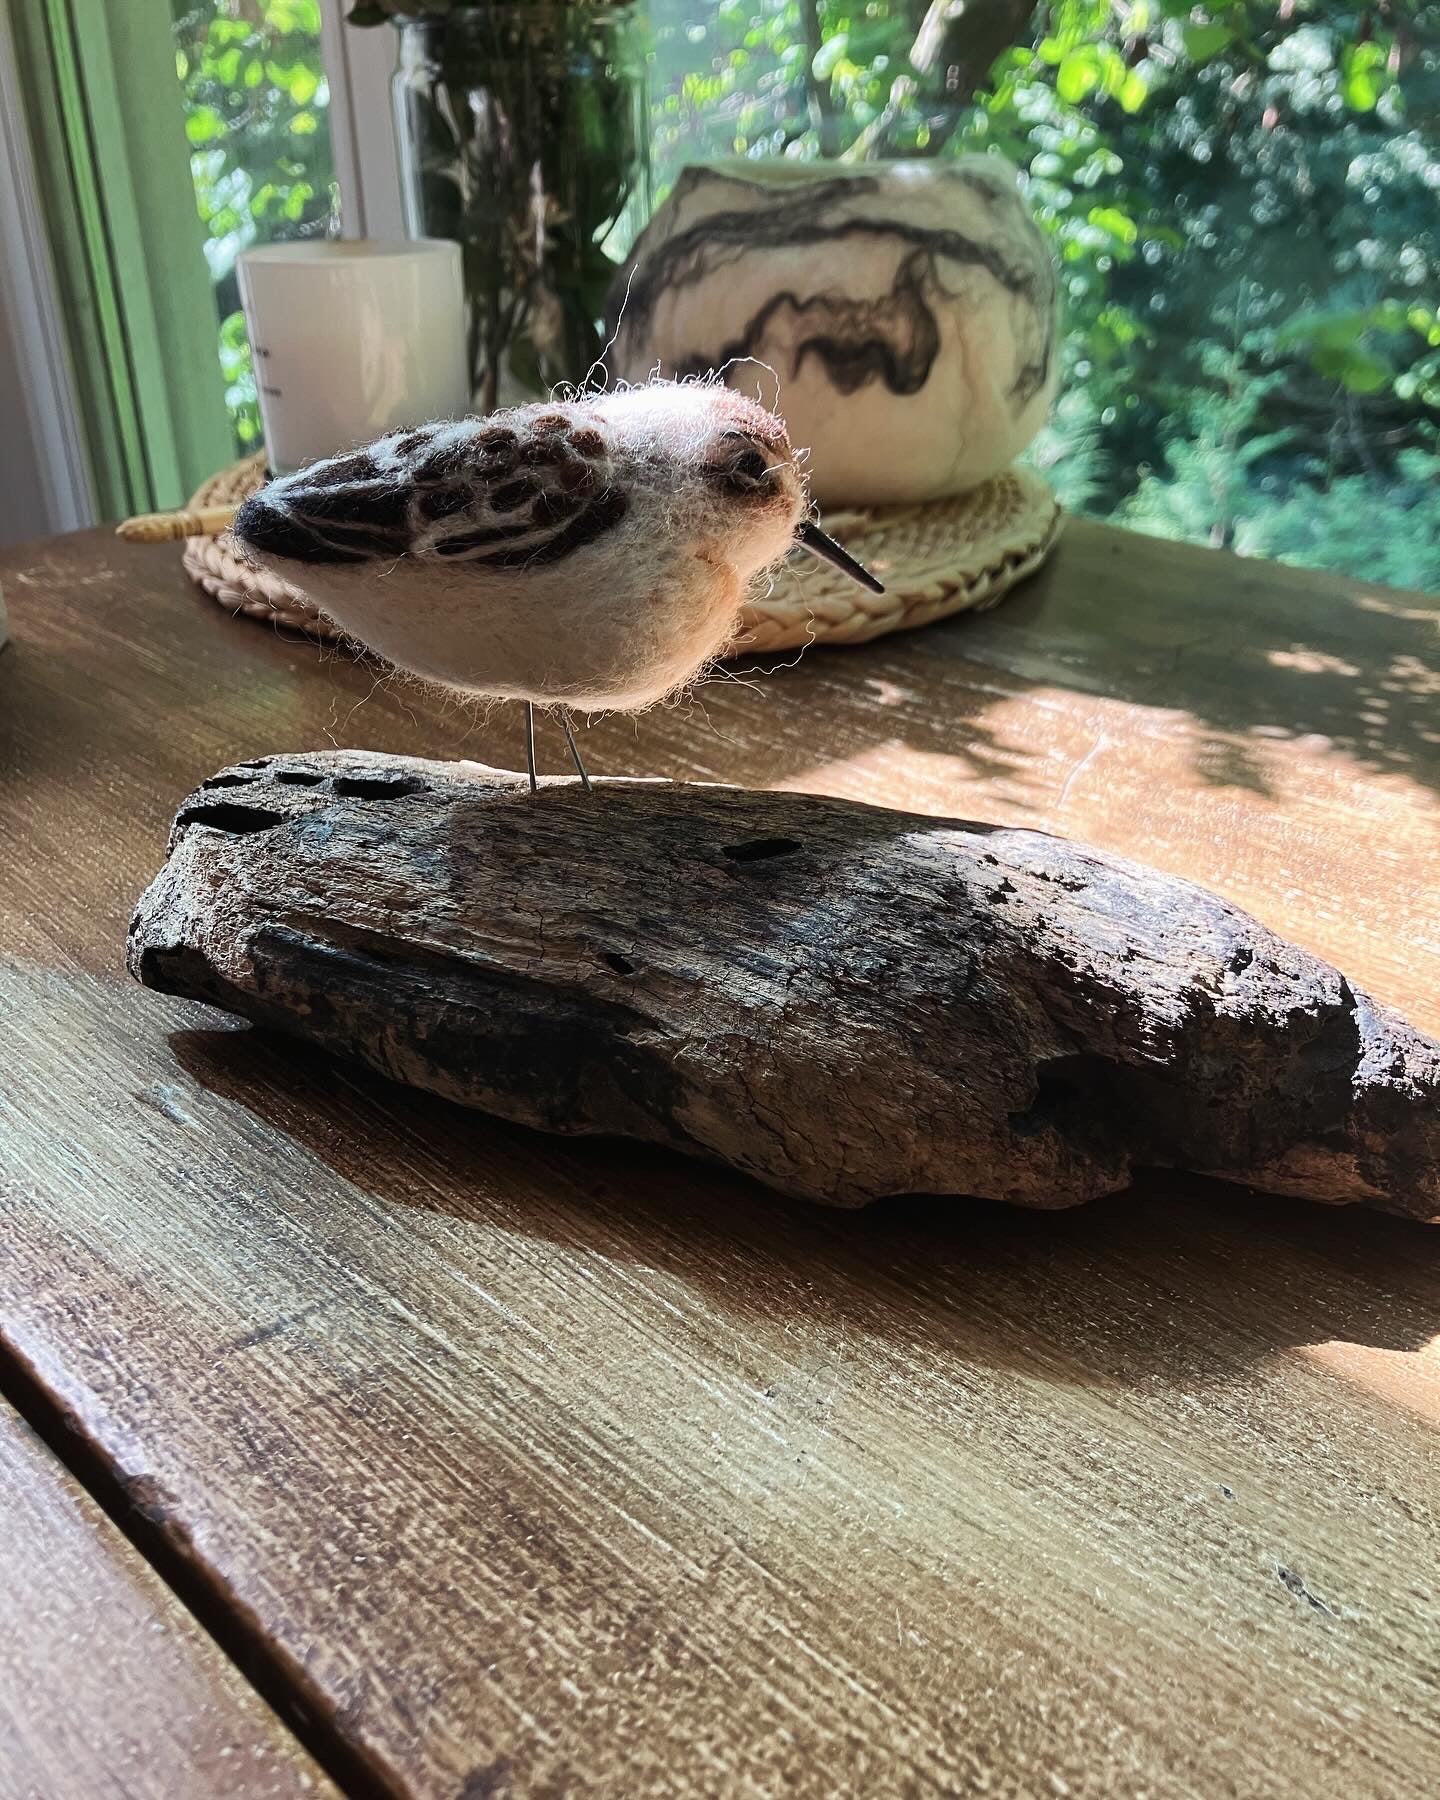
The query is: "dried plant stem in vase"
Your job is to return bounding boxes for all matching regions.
[353,1,650,410]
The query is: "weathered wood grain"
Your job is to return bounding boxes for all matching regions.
[1,525,1438,1798]
[128,750,1440,1217]
[0,1398,335,1800]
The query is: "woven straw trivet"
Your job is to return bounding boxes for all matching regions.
[182,451,1061,652]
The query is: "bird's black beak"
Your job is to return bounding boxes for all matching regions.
[794,519,885,595]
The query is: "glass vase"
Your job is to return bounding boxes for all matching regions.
[391,5,650,413]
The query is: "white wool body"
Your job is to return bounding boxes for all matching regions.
[233,383,805,712]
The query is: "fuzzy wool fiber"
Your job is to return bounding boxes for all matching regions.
[233,381,806,712]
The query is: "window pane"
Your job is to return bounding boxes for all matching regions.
[171,0,338,453]
[649,3,1440,590]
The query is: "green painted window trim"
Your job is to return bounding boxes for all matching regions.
[7,0,234,518]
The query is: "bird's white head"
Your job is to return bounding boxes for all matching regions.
[231,379,879,712]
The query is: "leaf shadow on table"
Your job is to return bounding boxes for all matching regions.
[451,647,1045,803]
[588,536,1440,805]
[999,538,1440,784]
[172,1027,1440,1402]
[165,525,1437,817]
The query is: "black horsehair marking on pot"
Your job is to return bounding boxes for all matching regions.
[607,166,1057,411]
[695,251,942,399]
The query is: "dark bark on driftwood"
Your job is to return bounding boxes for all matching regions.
[128,750,1440,1221]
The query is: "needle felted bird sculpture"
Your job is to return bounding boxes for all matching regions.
[230,380,882,787]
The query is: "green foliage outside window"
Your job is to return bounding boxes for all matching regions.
[171,0,337,449]
[173,1,1440,589]
[649,1,1440,589]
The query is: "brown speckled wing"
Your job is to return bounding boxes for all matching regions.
[425,414,624,569]
[233,413,626,573]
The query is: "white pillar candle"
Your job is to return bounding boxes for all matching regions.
[237,239,470,474]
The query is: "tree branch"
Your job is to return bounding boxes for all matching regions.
[798,0,844,157]
[851,0,1037,159]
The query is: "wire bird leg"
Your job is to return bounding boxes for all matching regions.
[524,701,538,793]
[558,710,593,793]
[522,702,593,794]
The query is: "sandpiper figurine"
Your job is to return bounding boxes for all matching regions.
[229,380,882,788]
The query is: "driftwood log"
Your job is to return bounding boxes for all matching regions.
[128,750,1440,1221]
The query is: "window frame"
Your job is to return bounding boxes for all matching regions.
[6,0,237,521]
[318,0,406,240]
[0,2,94,539]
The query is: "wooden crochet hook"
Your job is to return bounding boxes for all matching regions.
[116,503,240,544]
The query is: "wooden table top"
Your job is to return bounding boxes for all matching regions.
[0,1398,335,1799]
[1,521,1437,1799]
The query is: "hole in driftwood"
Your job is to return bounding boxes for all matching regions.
[1008,1062,1087,1139]
[601,952,635,976]
[720,837,803,863]
[238,759,270,769]
[200,773,255,790]
[331,774,429,800]
[178,802,287,836]
[274,770,326,787]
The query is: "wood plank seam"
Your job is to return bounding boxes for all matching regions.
[0,1342,388,1800]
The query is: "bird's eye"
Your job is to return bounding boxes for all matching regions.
[732,448,769,483]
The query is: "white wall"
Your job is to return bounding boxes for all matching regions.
[0,289,55,547]
[0,3,95,546]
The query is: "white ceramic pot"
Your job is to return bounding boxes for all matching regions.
[607,157,1059,507]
